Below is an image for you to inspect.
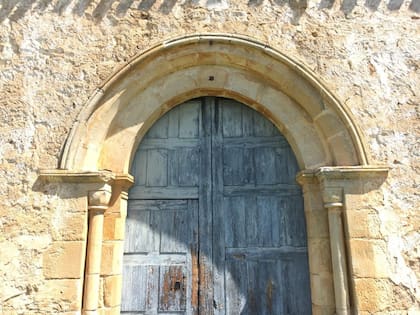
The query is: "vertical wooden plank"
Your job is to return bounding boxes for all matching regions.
[160,209,188,253]
[159,265,187,311]
[131,148,147,186]
[221,99,243,137]
[168,105,180,138]
[146,149,168,187]
[256,196,276,247]
[124,209,151,253]
[178,147,200,187]
[168,148,178,187]
[286,148,300,183]
[253,110,276,137]
[179,100,200,138]
[246,260,258,315]
[285,195,307,247]
[198,97,214,314]
[145,265,160,312]
[274,147,288,184]
[243,147,255,185]
[255,147,277,185]
[121,265,143,311]
[271,197,284,248]
[245,196,258,247]
[189,200,199,315]
[242,105,254,137]
[222,147,244,186]
[212,98,226,315]
[223,196,246,248]
[225,259,247,315]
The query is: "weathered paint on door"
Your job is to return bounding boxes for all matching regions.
[122,98,312,314]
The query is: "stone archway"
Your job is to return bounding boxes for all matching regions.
[40,34,388,315]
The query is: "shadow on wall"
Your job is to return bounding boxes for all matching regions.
[0,0,419,24]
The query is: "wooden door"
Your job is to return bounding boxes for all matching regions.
[122,98,312,314]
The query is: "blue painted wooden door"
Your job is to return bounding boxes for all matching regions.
[122,98,312,314]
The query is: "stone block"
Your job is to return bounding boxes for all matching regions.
[303,188,324,213]
[310,272,335,307]
[101,241,124,276]
[354,278,393,312]
[345,209,381,238]
[315,110,345,140]
[43,241,85,279]
[343,193,365,211]
[52,211,87,241]
[35,279,83,312]
[349,239,391,278]
[305,210,329,238]
[101,306,121,315]
[308,238,332,273]
[103,275,122,307]
[327,131,358,166]
[311,304,335,315]
[226,69,261,101]
[103,216,125,241]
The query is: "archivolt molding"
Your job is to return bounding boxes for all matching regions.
[42,35,389,315]
[60,33,371,173]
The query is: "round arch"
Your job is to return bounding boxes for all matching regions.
[39,34,390,315]
[59,34,370,173]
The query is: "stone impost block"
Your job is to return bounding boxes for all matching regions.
[349,239,391,278]
[103,275,122,307]
[101,241,124,276]
[43,241,85,279]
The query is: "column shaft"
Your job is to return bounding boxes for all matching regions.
[328,206,351,315]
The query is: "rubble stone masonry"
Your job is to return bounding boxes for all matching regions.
[0,0,418,314]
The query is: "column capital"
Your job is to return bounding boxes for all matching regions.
[321,187,344,208]
[88,186,112,211]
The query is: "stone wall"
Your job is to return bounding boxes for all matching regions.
[0,0,418,314]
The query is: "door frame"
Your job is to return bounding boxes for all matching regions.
[39,34,388,315]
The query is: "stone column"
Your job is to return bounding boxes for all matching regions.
[322,188,351,315]
[83,185,112,315]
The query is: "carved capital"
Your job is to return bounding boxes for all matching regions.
[322,187,344,208]
[88,185,112,211]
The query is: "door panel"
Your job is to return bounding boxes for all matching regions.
[123,97,312,314]
[212,99,311,314]
[122,199,198,314]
